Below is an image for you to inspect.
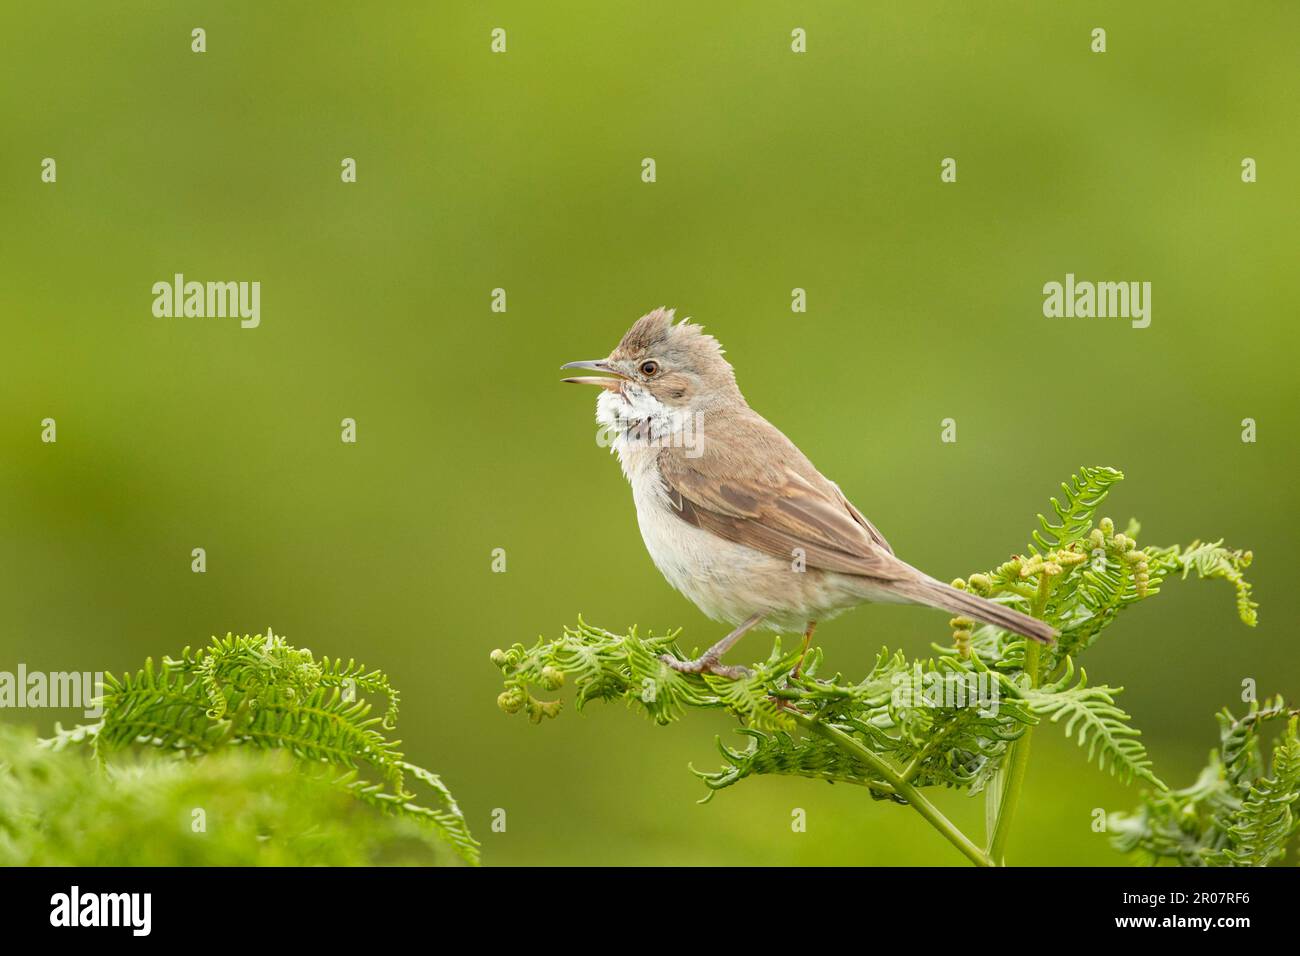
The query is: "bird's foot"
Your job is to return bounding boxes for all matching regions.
[659,653,753,680]
[790,620,818,681]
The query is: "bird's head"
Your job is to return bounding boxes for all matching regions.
[561,308,740,416]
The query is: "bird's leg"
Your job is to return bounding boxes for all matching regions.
[792,620,818,679]
[661,612,764,679]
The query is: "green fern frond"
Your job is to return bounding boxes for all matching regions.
[1112,699,1299,867]
[1108,758,1232,866]
[882,655,1033,792]
[1030,465,1125,553]
[492,616,798,727]
[1175,540,1258,626]
[316,656,401,729]
[1,727,462,866]
[1204,717,1300,866]
[1024,658,1163,788]
[334,762,480,864]
[961,488,1255,668]
[46,630,478,865]
[693,728,898,801]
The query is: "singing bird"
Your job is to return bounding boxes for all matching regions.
[562,308,1056,678]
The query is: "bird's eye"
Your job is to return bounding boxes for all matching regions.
[640,360,660,377]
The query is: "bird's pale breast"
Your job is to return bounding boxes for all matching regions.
[622,445,871,631]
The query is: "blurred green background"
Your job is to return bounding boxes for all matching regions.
[2,2,1297,865]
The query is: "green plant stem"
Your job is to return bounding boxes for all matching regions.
[792,712,993,867]
[987,640,1038,864]
[987,576,1050,864]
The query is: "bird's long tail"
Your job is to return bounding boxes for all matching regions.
[893,574,1057,644]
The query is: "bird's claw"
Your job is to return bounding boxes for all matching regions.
[659,653,753,680]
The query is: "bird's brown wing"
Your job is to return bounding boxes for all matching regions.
[656,416,908,580]
[835,485,895,557]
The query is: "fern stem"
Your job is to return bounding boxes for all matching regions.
[987,641,1037,864]
[987,575,1050,864]
[792,713,993,867]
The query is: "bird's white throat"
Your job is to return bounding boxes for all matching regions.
[595,387,704,461]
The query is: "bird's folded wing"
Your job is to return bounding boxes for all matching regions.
[657,450,908,580]
[832,484,895,557]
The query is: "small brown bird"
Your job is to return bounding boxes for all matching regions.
[563,308,1056,678]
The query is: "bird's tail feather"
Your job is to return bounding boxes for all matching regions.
[894,575,1057,644]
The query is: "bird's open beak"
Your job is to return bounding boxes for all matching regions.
[561,360,628,392]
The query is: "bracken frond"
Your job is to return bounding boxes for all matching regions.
[1025,658,1163,788]
[1111,699,1299,867]
[1030,465,1125,553]
[43,630,478,865]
